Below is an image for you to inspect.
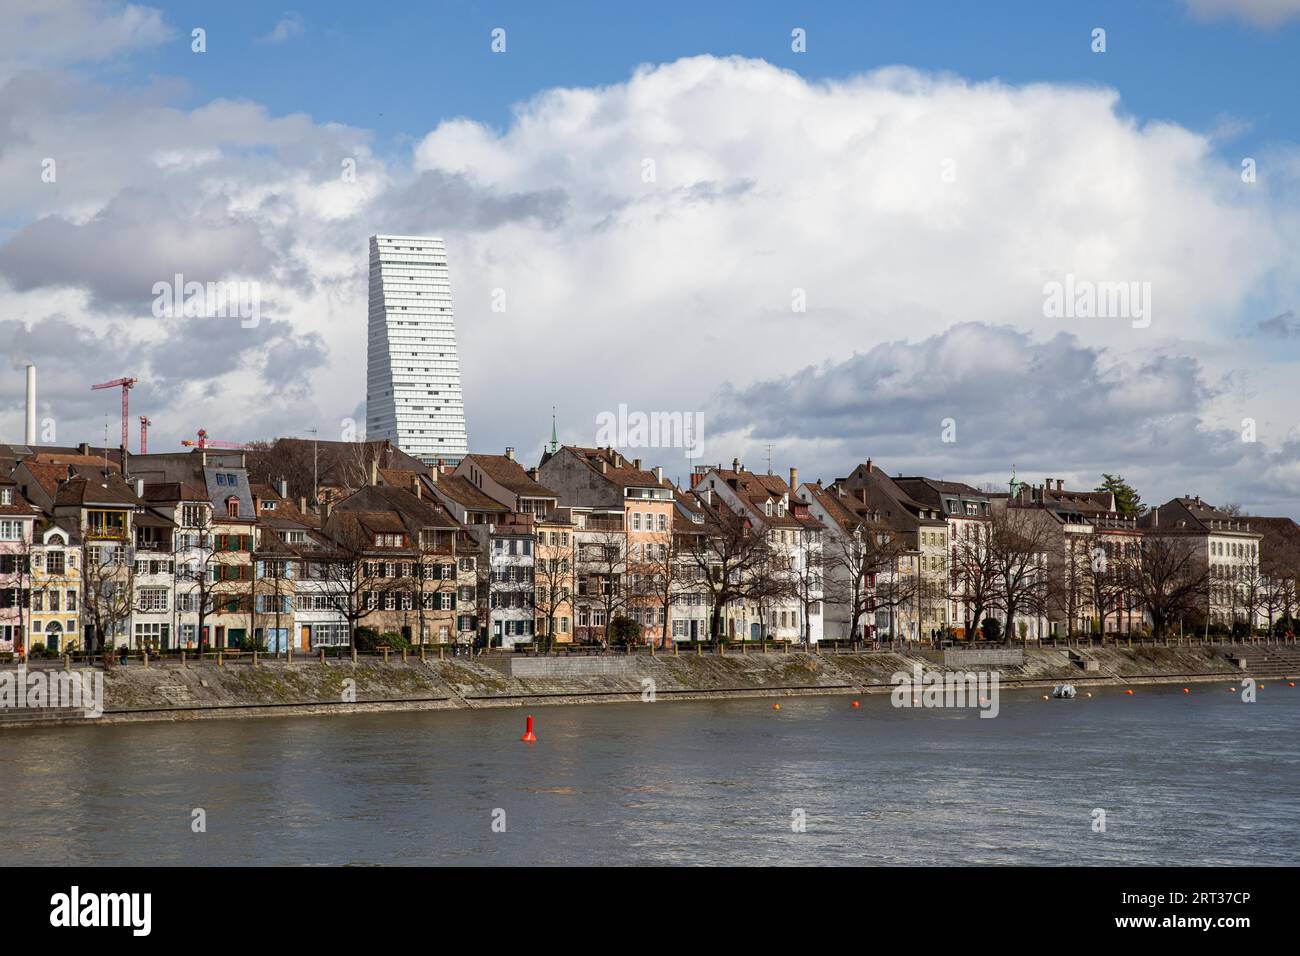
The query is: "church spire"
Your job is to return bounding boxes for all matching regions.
[549,407,558,454]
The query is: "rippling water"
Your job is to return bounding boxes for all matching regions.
[2,683,1297,865]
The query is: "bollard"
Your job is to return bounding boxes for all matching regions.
[382,647,390,664]
[142,650,149,669]
[65,653,72,670]
[217,650,223,667]
[287,646,293,663]
[762,639,767,654]
[320,647,326,665]
[180,650,186,668]
[673,642,678,657]
[252,649,258,667]
[696,643,701,658]
[741,641,746,656]
[402,647,408,663]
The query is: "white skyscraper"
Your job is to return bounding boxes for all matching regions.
[366,234,469,465]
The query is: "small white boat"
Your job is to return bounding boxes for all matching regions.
[1051,684,1077,699]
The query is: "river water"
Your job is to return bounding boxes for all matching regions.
[2,684,1297,866]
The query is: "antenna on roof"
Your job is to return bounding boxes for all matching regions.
[765,443,773,476]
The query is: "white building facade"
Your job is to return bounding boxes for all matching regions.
[365,234,469,466]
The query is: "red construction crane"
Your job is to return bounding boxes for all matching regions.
[90,377,138,451]
[180,428,251,451]
[139,416,152,454]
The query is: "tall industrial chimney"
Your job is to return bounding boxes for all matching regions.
[25,364,36,446]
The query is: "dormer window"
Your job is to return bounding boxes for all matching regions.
[0,488,11,505]
[764,501,772,517]
[226,497,240,518]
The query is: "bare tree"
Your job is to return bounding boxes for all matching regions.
[951,522,998,641]
[304,520,390,651]
[575,529,629,646]
[533,538,571,652]
[80,533,134,655]
[1120,537,1209,641]
[826,521,912,645]
[989,508,1054,645]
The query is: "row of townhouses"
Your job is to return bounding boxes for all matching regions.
[1,437,1298,653]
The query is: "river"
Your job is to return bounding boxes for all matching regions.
[2,683,1297,865]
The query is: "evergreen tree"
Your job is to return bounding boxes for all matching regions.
[1096,474,1145,515]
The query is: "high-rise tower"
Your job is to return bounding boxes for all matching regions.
[366,234,469,465]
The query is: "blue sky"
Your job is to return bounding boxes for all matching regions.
[141,1,1298,159]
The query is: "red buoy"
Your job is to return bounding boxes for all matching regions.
[1125,689,1134,695]
[521,714,537,742]
[851,700,860,708]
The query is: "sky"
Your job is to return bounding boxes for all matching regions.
[2,0,1300,515]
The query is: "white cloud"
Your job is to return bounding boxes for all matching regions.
[2,54,1299,515]
[0,1,169,78]
[257,13,305,45]
[1183,0,1300,26]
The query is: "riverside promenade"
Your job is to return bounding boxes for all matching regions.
[3,640,1296,728]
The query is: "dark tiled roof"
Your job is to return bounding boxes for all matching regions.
[462,454,559,498]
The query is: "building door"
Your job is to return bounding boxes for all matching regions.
[301,625,311,650]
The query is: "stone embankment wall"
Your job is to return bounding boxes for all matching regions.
[2,644,1288,728]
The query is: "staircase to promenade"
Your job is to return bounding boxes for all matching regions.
[0,706,92,729]
[1226,644,1300,680]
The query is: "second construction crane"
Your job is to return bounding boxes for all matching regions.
[90,377,138,452]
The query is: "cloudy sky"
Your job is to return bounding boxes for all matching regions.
[2,0,1300,515]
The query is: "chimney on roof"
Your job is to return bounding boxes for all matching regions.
[77,442,90,456]
[527,467,540,482]
[134,478,143,498]
[369,458,378,486]
[633,457,641,470]
[276,477,288,498]
[866,458,873,474]
[428,465,439,484]
[599,460,608,474]
[732,457,740,472]
[298,496,307,514]
[505,447,515,461]
[789,466,798,490]
[654,465,663,483]
[411,476,422,500]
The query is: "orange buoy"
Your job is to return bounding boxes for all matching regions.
[851,700,860,708]
[1125,689,1134,695]
[521,714,537,742]
[773,703,781,710]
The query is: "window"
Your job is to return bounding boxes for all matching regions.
[0,489,11,505]
[46,550,65,575]
[0,520,23,541]
[226,497,240,518]
[138,588,169,612]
